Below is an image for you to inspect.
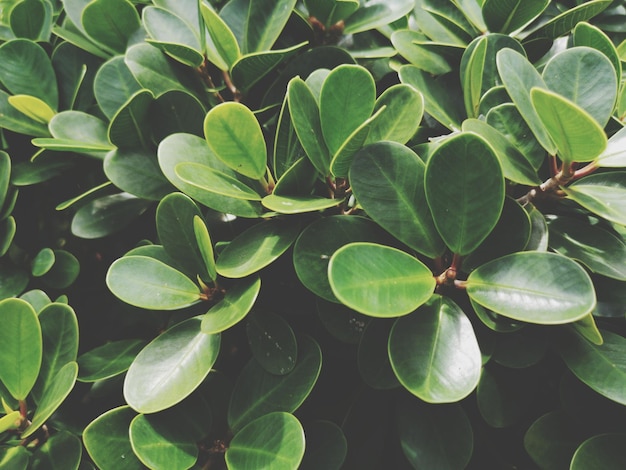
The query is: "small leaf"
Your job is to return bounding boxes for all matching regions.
[226,412,305,470]
[246,310,297,376]
[32,248,55,277]
[0,298,41,400]
[8,95,55,124]
[389,296,481,403]
[106,255,201,310]
[200,3,240,70]
[467,252,596,324]
[193,216,217,282]
[77,339,146,382]
[124,317,221,413]
[9,0,49,40]
[108,90,154,150]
[201,275,261,334]
[328,242,435,318]
[204,102,267,180]
[94,56,142,120]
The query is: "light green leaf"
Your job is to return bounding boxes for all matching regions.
[563,172,626,226]
[574,22,622,82]
[49,111,113,156]
[200,3,240,70]
[226,412,305,470]
[597,126,626,168]
[124,317,221,413]
[343,0,414,34]
[7,95,55,124]
[389,295,481,403]
[0,90,49,137]
[174,162,262,201]
[328,242,435,317]
[467,252,596,324]
[106,255,201,310]
[193,216,217,283]
[261,194,342,214]
[201,275,261,334]
[0,298,41,400]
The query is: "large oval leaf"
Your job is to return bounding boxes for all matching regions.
[228,335,322,432]
[328,243,435,317]
[571,434,626,470]
[563,172,626,226]
[350,141,444,257]
[467,252,596,324]
[226,412,305,470]
[425,132,505,255]
[106,256,201,310]
[124,317,221,413]
[204,101,266,180]
[0,298,42,400]
[389,295,481,403]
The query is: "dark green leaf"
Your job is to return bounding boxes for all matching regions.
[300,420,347,470]
[246,310,297,376]
[571,434,626,470]
[94,56,142,120]
[481,0,549,34]
[524,411,582,470]
[201,275,261,334]
[244,0,297,53]
[357,319,399,390]
[78,339,146,382]
[30,431,81,470]
[9,0,48,40]
[81,0,140,55]
[108,90,154,150]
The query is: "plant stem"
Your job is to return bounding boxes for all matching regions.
[19,399,27,419]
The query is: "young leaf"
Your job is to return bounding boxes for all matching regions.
[328,243,435,318]
[200,3,240,70]
[467,252,596,324]
[193,216,217,282]
[204,102,267,180]
[124,317,221,413]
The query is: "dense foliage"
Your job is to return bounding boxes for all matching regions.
[1,0,626,468]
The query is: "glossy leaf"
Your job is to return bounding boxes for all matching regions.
[104,148,173,200]
[31,248,54,277]
[547,215,626,280]
[343,0,414,34]
[216,219,301,278]
[300,420,347,470]
[365,84,423,144]
[425,132,505,255]
[21,362,78,438]
[328,243,435,317]
[390,296,481,402]
[77,339,146,382]
[261,194,342,214]
[319,64,375,155]
[8,95,54,124]
[124,317,221,413]
[563,172,626,226]
[228,335,322,431]
[597,126,626,168]
[49,111,113,156]
[175,162,262,201]
[0,298,42,400]
[31,304,78,403]
[0,90,49,136]
[226,412,305,470]
[571,434,626,470]
[106,255,201,310]
[129,413,198,470]
[467,252,596,324]
[556,329,626,406]
[94,56,142,120]
[396,399,473,470]
[200,3,240,70]
[574,22,622,81]
[201,275,261,334]
[83,406,144,470]
[350,141,444,257]
[390,30,455,75]
[30,431,81,470]
[246,310,297,376]
[481,0,549,34]
[81,0,140,55]
[244,0,298,53]
[496,48,555,154]
[204,102,266,180]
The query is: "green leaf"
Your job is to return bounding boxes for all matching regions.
[365,84,423,144]
[320,64,375,155]
[243,0,297,53]
[563,172,626,226]
[228,335,322,431]
[571,434,626,470]
[31,248,54,277]
[193,216,217,282]
[273,94,306,180]
[574,22,622,82]
[0,411,20,434]
[108,89,154,150]
[201,275,261,334]
[0,90,49,136]
[200,3,240,70]
[83,406,144,470]
[9,0,49,40]
[151,90,205,142]
[104,148,174,200]
[30,431,81,470]
[0,217,15,257]
[287,77,331,176]
[226,412,305,470]
[124,317,221,413]
[462,36,487,118]
[129,413,198,470]
[390,30,455,75]
[481,0,549,34]
[0,298,41,400]
[0,38,57,109]
[39,250,79,290]
[0,446,30,469]
[246,310,297,376]
[0,151,9,211]
[49,111,113,157]
[547,215,626,280]
[524,411,582,470]
[350,141,445,258]
[467,252,596,324]
[175,162,262,201]
[496,48,555,154]
[216,220,301,278]
[21,362,77,438]
[300,420,347,470]
[543,47,617,128]
[293,215,387,302]
[272,157,317,197]
[106,255,201,310]
[389,295,481,402]
[8,95,55,124]
[93,56,142,120]
[81,0,140,55]
[31,303,78,404]
[357,319,399,390]
[77,339,146,382]
[261,194,343,214]
[556,329,626,406]
[328,242,435,317]
[158,133,262,218]
[343,0,414,34]
[204,102,267,180]
[396,399,473,470]
[597,125,626,168]
[305,0,359,26]
[398,65,465,131]
[71,193,152,239]
[425,132,505,255]
[156,193,210,281]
